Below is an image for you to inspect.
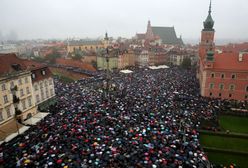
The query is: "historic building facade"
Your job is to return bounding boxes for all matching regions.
[0,54,56,140]
[135,20,183,46]
[198,2,248,101]
[67,33,110,56]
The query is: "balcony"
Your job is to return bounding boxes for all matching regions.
[13,95,20,104]
[15,108,22,116]
[10,85,18,92]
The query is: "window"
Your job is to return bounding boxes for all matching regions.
[209,83,214,89]
[34,84,38,91]
[49,80,53,85]
[25,77,28,83]
[231,74,236,79]
[85,46,87,49]
[219,93,222,97]
[36,94,40,103]
[22,100,26,110]
[50,88,54,96]
[0,110,3,122]
[209,92,212,96]
[10,81,14,89]
[41,90,44,100]
[245,95,248,99]
[229,94,232,98]
[2,84,6,91]
[18,79,22,85]
[229,84,235,91]
[45,81,48,87]
[32,73,36,79]
[6,107,11,118]
[219,84,224,90]
[40,82,43,89]
[28,97,32,107]
[246,86,248,92]
[26,87,30,94]
[211,73,215,78]
[221,73,225,79]
[20,89,24,97]
[46,88,49,98]
[41,70,46,75]
[3,95,8,104]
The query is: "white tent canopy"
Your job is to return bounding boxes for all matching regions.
[120,69,133,74]
[149,65,169,70]
[23,112,49,125]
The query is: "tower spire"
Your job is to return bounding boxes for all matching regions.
[208,0,212,14]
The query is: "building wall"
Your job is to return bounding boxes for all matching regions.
[203,71,248,100]
[97,56,118,70]
[0,72,37,125]
[67,44,104,53]
[32,77,55,106]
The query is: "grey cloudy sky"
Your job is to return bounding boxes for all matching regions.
[0,0,247,42]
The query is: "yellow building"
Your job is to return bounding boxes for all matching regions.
[0,54,37,140]
[67,33,110,56]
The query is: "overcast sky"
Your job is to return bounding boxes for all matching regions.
[0,0,247,42]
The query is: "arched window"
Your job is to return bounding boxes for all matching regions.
[209,83,214,89]
[219,83,224,90]
[221,73,225,79]
[229,84,235,91]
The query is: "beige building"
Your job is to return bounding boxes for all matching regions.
[0,54,56,141]
[67,33,110,56]
[22,60,56,110]
[0,54,37,140]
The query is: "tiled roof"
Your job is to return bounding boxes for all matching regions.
[213,52,248,71]
[221,43,248,53]
[151,27,183,45]
[21,59,53,82]
[69,40,103,46]
[0,53,27,76]
[56,58,96,71]
[31,67,53,83]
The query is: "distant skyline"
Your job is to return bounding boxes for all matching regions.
[0,0,248,43]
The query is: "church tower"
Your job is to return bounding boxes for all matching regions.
[146,20,154,40]
[103,32,109,48]
[199,0,215,63]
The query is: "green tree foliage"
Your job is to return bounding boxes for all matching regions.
[46,49,61,64]
[181,57,191,69]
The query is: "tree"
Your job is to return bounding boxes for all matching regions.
[181,57,191,69]
[72,49,83,60]
[46,49,61,64]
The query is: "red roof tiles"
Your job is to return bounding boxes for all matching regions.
[0,53,27,76]
[214,52,248,71]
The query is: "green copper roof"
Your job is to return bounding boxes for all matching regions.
[207,50,214,61]
[203,0,214,30]
[151,27,183,45]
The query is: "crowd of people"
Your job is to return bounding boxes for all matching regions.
[0,67,234,167]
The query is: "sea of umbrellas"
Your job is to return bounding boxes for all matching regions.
[0,67,232,167]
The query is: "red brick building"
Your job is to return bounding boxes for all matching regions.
[198,2,248,101]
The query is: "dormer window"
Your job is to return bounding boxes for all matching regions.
[32,73,36,79]
[41,70,46,75]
